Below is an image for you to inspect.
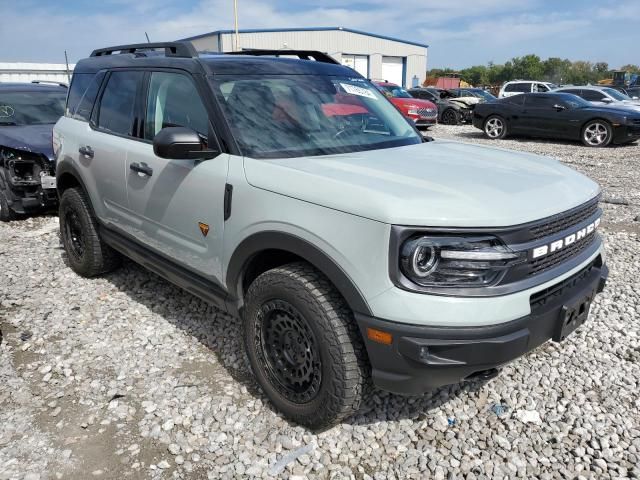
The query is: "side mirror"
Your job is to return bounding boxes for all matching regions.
[601,97,613,103]
[553,104,567,111]
[153,127,219,160]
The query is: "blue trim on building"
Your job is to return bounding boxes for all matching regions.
[180,26,429,49]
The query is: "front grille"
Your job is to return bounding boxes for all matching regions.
[528,233,596,276]
[529,198,599,241]
[417,108,437,118]
[529,258,599,310]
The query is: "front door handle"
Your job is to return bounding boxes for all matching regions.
[78,146,94,158]
[130,162,153,177]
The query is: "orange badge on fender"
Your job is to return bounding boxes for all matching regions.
[198,222,210,237]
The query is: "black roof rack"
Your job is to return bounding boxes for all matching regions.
[90,42,198,58]
[31,80,68,88]
[228,49,339,65]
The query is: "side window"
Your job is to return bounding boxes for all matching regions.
[582,90,607,102]
[504,83,518,92]
[524,95,554,107]
[504,95,525,106]
[535,83,550,92]
[97,71,142,137]
[66,73,94,117]
[73,72,105,122]
[519,83,533,92]
[144,72,209,141]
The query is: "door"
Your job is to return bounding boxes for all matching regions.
[382,57,404,86]
[124,71,229,280]
[341,55,369,78]
[86,70,144,224]
[521,95,571,136]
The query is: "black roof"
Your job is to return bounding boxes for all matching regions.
[0,82,67,92]
[74,42,358,77]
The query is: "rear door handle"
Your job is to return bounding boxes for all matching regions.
[130,162,153,177]
[78,146,94,158]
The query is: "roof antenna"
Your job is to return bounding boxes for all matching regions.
[64,50,71,84]
[145,32,151,43]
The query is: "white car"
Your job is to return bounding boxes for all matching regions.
[499,80,557,98]
[554,85,640,110]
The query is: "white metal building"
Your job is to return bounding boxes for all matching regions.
[181,27,428,88]
[0,63,74,84]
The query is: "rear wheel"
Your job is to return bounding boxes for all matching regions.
[581,120,612,147]
[243,262,369,429]
[441,108,460,125]
[0,189,16,222]
[59,187,121,277]
[484,115,508,139]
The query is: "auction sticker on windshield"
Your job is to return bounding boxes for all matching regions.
[340,83,377,100]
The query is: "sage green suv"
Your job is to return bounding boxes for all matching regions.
[53,43,608,428]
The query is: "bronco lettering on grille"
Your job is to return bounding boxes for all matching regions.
[531,217,601,259]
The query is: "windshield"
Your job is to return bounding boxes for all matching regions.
[0,91,66,126]
[376,84,413,99]
[602,88,631,101]
[211,75,421,159]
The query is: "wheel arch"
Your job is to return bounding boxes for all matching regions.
[226,231,372,316]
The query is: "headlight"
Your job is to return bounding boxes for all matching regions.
[407,107,419,115]
[399,235,526,288]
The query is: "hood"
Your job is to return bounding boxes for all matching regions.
[244,140,600,227]
[449,97,480,107]
[0,124,54,161]
[390,97,436,110]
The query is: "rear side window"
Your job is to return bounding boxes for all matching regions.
[66,73,94,117]
[144,72,209,140]
[97,71,143,136]
[505,83,531,93]
[524,95,556,107]
[73,72,105,122]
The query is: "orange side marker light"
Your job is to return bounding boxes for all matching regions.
[367,328,393,345]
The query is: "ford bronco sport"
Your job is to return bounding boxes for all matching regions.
[54,42,608,429]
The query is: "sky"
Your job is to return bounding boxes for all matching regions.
[0,0,638,69]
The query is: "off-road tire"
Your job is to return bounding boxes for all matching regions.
[0,189,16,222]
[243,262,370,429]
[441,108,460,125]
[581,120,613,147]
[59,187,121,277]
[484,115,508,139]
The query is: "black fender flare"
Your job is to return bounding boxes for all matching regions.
[226,231,372,316]
[56,161,89,197]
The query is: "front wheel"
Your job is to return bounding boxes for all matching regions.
[243,262,369,429]
[484,115,508,139]
[440,108,460,125]
[0,189,17,222]
[582,120,612,147]
[59,187,121,277]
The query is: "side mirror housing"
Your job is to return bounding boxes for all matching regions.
[153,127,219,160]
[601,97,613,103]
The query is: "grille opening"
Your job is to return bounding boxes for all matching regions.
[529,198,599,241]
[528,234,596,276]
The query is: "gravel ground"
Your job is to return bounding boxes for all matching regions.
[1,125,639,480]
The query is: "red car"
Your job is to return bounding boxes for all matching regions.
[374,81,438,128]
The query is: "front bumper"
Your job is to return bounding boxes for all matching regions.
[356,257,608,395]
[613,124,640,143]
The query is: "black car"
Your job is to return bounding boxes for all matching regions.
[472,92,640,147]
[408,87,474,125]
[0,82,66,221]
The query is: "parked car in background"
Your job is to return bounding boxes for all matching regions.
[449,88,497,102]
[499,80,557,98]
[408,87,474,125]
[0,82,66,221]
[626,87,640,100]
[473,92,640,147]
[554,85,640,110]
[373,81,437,128]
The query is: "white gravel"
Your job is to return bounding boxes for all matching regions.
[1,125,639,479]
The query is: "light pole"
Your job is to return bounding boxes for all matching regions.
[234,0,240,51]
